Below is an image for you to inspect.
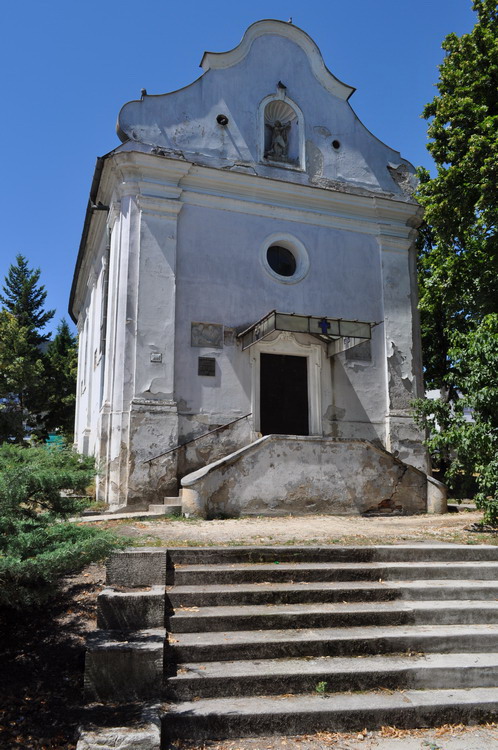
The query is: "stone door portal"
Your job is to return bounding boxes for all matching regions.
[260,353,309,436]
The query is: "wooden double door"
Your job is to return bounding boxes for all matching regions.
[260,353,309,436]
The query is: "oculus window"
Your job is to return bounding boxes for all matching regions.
[260,234,310,284]
[266,245,297,277]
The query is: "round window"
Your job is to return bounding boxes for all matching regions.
[266,245,297,277]
[260,234,310,284]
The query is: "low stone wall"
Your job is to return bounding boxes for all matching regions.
[181,436,431,518]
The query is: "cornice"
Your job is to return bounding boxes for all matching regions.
[137,194,184,218]
[107,201,121,230]
[179,163,420,241]
[110,151,191,201]
[71,149,421,321]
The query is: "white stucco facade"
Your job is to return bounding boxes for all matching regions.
[70,20,432,512]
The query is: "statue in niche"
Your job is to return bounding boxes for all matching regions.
[265,120,291,161]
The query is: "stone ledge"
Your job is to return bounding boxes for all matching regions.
[77,704,161,750]
[106,549,168,587]
[84,630,166,701]
[97,586,166,630]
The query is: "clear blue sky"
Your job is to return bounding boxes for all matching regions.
[0,0,476,337]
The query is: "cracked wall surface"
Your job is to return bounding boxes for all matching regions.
[72,20,430,509]
[182,436,427,518]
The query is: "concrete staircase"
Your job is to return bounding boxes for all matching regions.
[148,496,183,516]
[81,545,498,747]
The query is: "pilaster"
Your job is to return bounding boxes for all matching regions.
[97,153,189,508]
[377,214,428,474]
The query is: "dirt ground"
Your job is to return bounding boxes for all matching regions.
[105,509,491,547]
[0,562,104,750]
[2,511,498,749]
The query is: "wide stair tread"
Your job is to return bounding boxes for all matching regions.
[169,579,498,605]
[169,623,498,662]
[162,687,498,739]
[168,544,498,563]
[168,652,498,699]
[169,598,498,632]
[174,560,498,584]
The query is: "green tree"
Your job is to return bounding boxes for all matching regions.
[0,254,54,346]
[0,311,44,442]
[415,0,498,520]
[44,319,78,438]
[415,314,498,522]
[0,257,65,441]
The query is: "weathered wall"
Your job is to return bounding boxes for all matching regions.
[173,201,387,443]
[117,22,416,199]
[71,19,430,509]
[181,436,428,518]
[74,228,108,459]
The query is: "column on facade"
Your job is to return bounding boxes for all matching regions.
[99,153,190,508]
[376,201,429,474]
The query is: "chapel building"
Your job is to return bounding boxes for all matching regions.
[70,20,445,516]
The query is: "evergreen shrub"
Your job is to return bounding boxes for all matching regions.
[0,443,126,609]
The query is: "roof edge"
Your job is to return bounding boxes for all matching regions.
[68,156,107,323]
[200,19,355,101]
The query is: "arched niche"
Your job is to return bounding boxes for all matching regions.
[259,95,305,170]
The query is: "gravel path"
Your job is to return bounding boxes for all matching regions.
[109,511,489,547]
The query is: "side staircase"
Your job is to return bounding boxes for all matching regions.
[81,545,498,747]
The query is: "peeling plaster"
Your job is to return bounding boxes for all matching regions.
[182,436,427,518]
[313,126,332,137]
[387,163,417,197]
[74,21,429,509]
[305,140,324,179]
[387,340,414,410]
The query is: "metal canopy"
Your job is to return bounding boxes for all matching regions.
[237,310,373,357]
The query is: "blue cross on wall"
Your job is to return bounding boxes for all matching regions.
[318,318,330,335]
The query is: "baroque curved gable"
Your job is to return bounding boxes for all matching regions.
[116,19,416,198]
[200,19,355,100]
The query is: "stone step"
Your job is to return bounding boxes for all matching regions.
[168,623,498,663]
[168,579,498,607]
[168,599,498,633]
[173,560,498,585]
[166,652,498,700]
[161,687,498,740]
[85,628,166,701]
[148,502,182,516]
[97,586,166,630]
[85,545,498,744]
[167,544,498,565]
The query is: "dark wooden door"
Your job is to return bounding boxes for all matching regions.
[260,353,309,436]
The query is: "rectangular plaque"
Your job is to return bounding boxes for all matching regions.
[345,340,372,362]
[223,327,235,346]
[198,357,216,377]
[191,322,223,348]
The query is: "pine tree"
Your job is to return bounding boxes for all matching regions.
[0,311,44,442]
[44,319,78,437]
[0,254,55,346]
[0,256,55,441]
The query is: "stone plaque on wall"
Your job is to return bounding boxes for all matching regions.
[198,357,216,376]
[223,327,236,346]
[191,322,223,348]
[345,340,372,362]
